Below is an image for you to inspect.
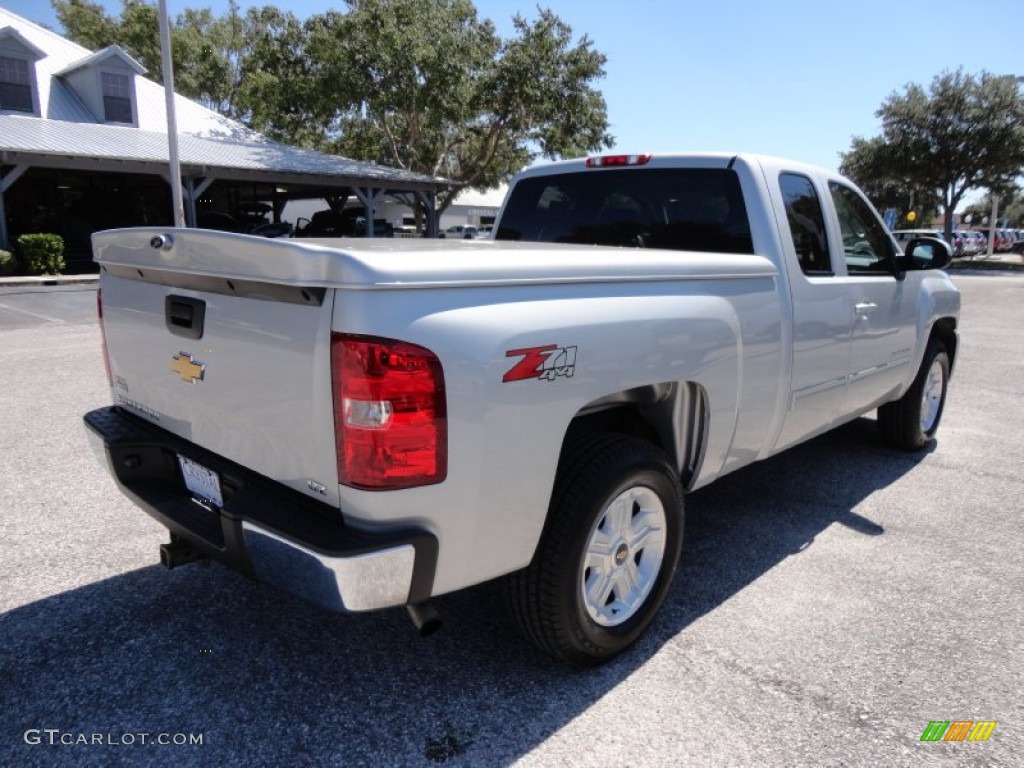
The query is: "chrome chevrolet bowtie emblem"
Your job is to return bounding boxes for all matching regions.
[171,352,205,384]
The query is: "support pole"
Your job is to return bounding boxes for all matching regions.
[185,177,196,228]
[0,164,29,250]
[158,0,185,228]
[0,191,8,252]
[353,187,381,238]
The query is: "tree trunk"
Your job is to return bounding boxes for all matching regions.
[942,184,954,243]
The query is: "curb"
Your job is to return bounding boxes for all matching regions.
[0,275,99,287]
[948,257,1024,274]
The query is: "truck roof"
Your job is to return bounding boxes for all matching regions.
[514,152,832,179]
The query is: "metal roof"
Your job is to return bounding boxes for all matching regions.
[0,7,450,191]
[0,114,448,189]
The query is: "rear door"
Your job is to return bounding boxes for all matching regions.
[771,171,854,451]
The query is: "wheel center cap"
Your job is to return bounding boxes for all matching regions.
[613,542,629,567]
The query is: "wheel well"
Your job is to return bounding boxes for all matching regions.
[561,382,707,488]
[565,405,665,453]
[930,317,958,372]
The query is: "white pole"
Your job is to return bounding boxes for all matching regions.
[158,0,185,228]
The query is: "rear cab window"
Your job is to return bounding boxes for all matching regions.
[496,168,754,255]
[778,173,832,276]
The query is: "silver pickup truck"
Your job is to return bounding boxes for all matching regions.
[84,153,960,666]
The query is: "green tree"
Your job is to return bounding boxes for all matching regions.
[53,0,162,75]
[844,70,1024,239]
[311,0,612,211]
[1004,193,1024,228]
[231,6,325,147]
[171,4,243,116]
[51,0,118,51]
[961,185,1024,229]
[53,0,613,213]
[839,136,941,227]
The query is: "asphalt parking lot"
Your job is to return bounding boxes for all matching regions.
[0,276,1021,767]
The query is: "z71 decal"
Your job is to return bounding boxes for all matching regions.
[503,344,578,383]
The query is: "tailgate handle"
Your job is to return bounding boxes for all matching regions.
[165,296,205,340]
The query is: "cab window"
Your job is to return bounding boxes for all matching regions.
[779,173,831,275]
[828,182,894,275]
[496,168,753,254]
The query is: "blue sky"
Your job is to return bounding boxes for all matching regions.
[5,0,1023,173]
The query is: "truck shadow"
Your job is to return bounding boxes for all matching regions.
[0,417,932,767]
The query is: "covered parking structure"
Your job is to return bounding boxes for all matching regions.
[0,8,453,271]
[0,115,451,271]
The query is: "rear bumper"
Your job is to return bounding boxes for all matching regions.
[83,406,437,612]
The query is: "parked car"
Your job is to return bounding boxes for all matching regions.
[294,209,394,238]
[293,209,346,237]
[892,229,948,252]
[249,221,293,238]
[961,231,985,256]
[981,228,1011,253]
[236,202,274,232]
[441,224,478,239]
[393,224,424,237]
[196,211,241,233]
[997,229,1014,252]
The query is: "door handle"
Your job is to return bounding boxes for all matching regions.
[165,295,206,339]
[854,301,877,314]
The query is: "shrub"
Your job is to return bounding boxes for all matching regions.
[16,233,65,275]
[0,249,15,275]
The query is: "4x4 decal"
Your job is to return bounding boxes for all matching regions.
[503,344,577,383]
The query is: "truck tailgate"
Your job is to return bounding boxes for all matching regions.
[95,232,340,508]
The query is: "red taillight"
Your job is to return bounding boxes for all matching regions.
[331,333,447,490]
[97,288,112,386]
[585,154,652,168]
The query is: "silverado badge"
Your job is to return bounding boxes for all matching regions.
[171,352,205,384]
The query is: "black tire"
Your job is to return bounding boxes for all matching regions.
[878,339,950,451]
[505,433,684,667]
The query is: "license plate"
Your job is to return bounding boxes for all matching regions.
[178,455,223,508]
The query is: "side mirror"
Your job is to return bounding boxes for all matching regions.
[901,237,952,271]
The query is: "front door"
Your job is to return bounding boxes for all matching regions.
[827,181,918,408]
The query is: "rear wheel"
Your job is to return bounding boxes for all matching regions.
[506,434,684,666]
[878,339,950,451]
